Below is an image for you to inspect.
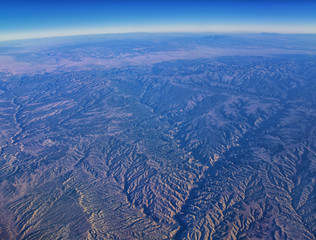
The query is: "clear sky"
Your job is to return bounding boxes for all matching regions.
[1,0,316,41]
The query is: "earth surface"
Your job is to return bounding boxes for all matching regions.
[0,33,315,239]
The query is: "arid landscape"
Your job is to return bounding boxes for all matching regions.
[0,34,315,239]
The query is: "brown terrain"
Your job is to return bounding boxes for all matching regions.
[0,34,315,239]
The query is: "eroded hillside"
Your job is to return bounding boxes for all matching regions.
[0,35,315,239]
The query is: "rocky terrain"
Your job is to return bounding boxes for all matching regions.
[0,34,315,239]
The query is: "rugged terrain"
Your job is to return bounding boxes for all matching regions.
[0,34,315,239]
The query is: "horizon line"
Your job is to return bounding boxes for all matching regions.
[1,27,316,42]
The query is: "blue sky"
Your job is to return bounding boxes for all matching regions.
[1,0,316,40]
